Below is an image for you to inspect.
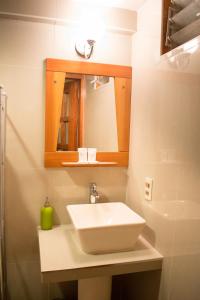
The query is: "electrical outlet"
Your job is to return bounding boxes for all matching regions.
[145,177,153,201]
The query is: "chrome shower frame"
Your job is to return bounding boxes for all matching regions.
[0,86,7,300]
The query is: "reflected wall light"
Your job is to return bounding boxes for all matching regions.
[75,12,105,59]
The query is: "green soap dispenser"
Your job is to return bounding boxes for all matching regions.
[40,197,53,230]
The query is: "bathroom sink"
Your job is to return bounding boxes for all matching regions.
[66,202,146,254]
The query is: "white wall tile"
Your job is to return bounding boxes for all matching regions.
[128,0,200,300]
[0,14,131,300]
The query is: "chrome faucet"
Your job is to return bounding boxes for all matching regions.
[89,183,100,204]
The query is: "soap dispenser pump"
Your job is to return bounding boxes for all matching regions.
[40,197,53,230]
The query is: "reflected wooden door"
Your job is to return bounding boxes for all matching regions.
[58,79,82,151]
[68,80,80,150]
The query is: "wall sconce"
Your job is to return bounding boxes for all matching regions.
[75,39,96,59]
[75,11,105,60]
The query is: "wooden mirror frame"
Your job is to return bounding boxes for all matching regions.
[45,58,132,168]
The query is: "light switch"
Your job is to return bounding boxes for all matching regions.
[145,177,153,201]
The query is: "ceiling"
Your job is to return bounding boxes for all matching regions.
[73,0,146,11]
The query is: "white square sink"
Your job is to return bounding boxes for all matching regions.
[66,202,146,254]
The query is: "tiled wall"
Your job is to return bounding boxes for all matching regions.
[0,16,131,300]
[3,0,200,299]
[127,0,200,300]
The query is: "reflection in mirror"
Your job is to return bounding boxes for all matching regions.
[57,74,82,151]
[57,74,118,152]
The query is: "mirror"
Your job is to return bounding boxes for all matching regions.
[45,59,132,167]
[57,74,118,152]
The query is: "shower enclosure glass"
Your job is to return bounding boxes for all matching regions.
[0,86,7,300]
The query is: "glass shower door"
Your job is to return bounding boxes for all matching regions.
[0,86,7,300]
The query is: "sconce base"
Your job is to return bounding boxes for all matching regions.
[75,39,96,59]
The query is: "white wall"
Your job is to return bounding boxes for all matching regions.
[127,1,200,300]
[0,13,132,300]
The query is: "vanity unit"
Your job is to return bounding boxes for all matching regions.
[38,225,162,300]
[38,202,163,300]
[38,225,162,283]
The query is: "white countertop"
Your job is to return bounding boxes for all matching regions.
[38,225,163,283]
